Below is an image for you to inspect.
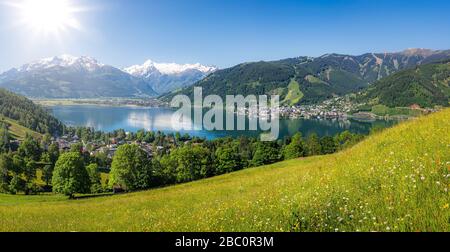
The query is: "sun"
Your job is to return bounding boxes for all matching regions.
[10,0,81,34]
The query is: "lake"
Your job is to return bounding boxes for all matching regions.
[49,105,397,140]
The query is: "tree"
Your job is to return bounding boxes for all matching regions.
[24,160,37,194]
[42,164,53,187]
[215,143,243,174]
[167,145,213,183]
[115,129,126,140]
[306,133,321,156]
[86,163,102,193]
[47,143,60,164]
[0,123,10,152]
[8,175,25,194]
[157,154,178,185]
[237,136,254,167]
[18,135,42,161]
[335,131,364,150]
[11,154,25,175]
[52,152,90,198]
[143,131,155,143]
[282,132,306,160]
[320,136,338,154]
[136,129,146,142]
[175,132,181,142]
[0,153,12,192]
[41,152,54,187]
[70,142,83,153]
[251,142,280,167]
[109,144,153,191]
[40,133,52,150]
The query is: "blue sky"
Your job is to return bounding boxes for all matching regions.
[0,0,449,71]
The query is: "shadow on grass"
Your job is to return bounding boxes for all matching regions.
[73,193,115,200]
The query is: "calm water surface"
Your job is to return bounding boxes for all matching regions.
[50,105,397,140]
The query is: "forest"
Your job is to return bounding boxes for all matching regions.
[0,125,365,198]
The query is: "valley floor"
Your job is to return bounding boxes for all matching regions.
[0,110,449,232]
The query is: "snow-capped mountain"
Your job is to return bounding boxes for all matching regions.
[124,60,217,94]
[0,55,157,98]
[16,54,105,72]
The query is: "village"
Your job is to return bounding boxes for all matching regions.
[236,96,356,120]
[51,131,178,168]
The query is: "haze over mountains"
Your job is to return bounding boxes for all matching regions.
[1,49,449,103]
[0,55,216,98]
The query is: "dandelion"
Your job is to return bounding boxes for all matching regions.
[443,203,449,209]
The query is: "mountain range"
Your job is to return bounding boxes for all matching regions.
[123,60,217,94]
[0,55,216,98]
[162,49,450,105]
[1,49,449,104]
[357,60,450,108]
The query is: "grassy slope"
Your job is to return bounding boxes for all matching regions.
[0,117,42,140]
[0,110,449,232]
[283,79,304,105]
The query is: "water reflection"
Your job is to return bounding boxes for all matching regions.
[50,105,397,139]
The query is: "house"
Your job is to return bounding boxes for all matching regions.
[410,104,422,110]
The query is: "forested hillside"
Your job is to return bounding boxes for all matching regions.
[0,88,63,135]
[357,61,450,108]
[162,49,450,105]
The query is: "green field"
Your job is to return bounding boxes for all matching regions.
[0,117,42,140]
[283,79,304,105]
[0,110,449,232]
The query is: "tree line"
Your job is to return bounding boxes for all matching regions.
[0,88,64,135]
[0,126,365,198]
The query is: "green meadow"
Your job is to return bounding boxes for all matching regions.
[0,109,449,232]
[283,79,304,105]
[0,117,42,140]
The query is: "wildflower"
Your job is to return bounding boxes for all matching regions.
[443,203,449,209]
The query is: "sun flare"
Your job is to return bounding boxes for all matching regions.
[11,0,81,34]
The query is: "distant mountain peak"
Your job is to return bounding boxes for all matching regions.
[124,60,217,76]
[0,55,157,98]
[17,54,105,72]
[400,48,436,57]
[123,60,218,94]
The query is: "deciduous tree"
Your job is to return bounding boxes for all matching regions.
[52,152,90,198]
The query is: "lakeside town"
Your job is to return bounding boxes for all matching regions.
[243,96,438,120]
[21,94,441,169]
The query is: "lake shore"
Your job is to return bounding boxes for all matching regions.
[33,98,166,108]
